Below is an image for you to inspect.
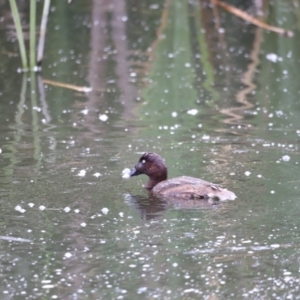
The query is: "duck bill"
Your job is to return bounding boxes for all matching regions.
[129,167,141,177]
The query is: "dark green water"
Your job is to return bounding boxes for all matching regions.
[0,0,300,299]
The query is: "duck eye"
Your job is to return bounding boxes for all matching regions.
[142,159,146,164]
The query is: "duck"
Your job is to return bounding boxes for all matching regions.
[123,152,236,201]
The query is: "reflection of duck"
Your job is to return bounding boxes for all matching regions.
[123,193,220,220]
[127,152,236,201]
[123,194,167,220]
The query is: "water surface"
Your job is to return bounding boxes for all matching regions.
[0,1,300,299]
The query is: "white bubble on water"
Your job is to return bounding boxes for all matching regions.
[99,114,108,122]
[122,168,131,179]
[266,53,278,62]
[187,109,198,115]
[15,205,26,213]
[81,109,89,115]
[42,284,55,289]
[282,155,290,162]
[77,170,86,177]
[101,207,109,214]
[64,252,72,258]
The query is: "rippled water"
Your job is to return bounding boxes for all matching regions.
[0,0,300,299]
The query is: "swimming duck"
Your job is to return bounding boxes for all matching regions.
[124,152,236,201]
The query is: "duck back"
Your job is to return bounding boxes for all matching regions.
[152,176,236,201]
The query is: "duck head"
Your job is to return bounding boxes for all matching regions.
[129,152,168,189]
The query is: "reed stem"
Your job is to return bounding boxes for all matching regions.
[30,0,37,69]
[37,0,51,67]
[8,0,28,69]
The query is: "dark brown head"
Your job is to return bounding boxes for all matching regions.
[129,152,168,189]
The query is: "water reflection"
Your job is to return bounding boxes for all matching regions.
[123,193,221,220]
[123,194,168,220]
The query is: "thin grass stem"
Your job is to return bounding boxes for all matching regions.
[8,0,28,69]
[37,0,51,67]
[30,0,37,69]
